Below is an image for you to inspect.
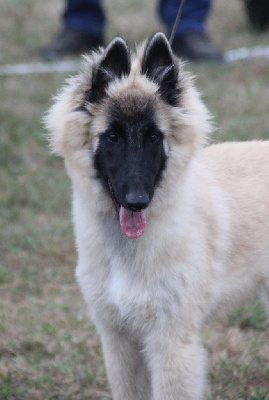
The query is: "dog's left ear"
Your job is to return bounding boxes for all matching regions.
[142,32,180,107]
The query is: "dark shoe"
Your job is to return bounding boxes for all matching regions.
[41,28,103,61]
[172,32,224,63]
[244,0,269,31]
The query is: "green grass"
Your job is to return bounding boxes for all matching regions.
[1,0,269,398]
[229,301,269,331]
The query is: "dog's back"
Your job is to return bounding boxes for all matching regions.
[201,141,269,312]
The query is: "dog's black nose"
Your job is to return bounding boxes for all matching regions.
[125,192,150,212]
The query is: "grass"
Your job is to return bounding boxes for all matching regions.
[0,0,269,398]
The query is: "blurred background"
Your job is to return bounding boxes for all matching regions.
[0,0,269,399]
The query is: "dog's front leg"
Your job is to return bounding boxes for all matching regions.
[100,330,151,400]
[146,331,207,400]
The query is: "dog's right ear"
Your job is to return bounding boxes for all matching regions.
[86,37,130,103]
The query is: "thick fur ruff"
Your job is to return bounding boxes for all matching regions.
[45,33,269,400]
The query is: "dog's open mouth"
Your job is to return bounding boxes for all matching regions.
[108,179,146,239]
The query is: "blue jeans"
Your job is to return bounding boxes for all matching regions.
[64,0,211,37]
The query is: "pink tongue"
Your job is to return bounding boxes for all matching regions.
[119,206,146,239]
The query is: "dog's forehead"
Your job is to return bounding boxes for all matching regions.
[91,90,155,132]
[108,91,156,123]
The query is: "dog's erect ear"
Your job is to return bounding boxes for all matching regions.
[141,32,180,107]
[86,37,130,103]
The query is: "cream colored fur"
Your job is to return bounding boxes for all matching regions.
[45,40,269,400]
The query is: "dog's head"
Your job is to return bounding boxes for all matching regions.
[46,33,212,239]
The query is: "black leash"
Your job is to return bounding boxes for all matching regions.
[169,0,187,46]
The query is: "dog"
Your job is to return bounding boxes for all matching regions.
[45,32,269,400]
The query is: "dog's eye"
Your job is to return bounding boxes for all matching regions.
[107,133,119,143]
[149,133,159,143]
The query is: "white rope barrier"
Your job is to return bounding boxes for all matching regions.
[0,46,269,76]
[224,45,269,63]
[0,60,82,76]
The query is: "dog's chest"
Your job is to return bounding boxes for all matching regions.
[106,264,182,333]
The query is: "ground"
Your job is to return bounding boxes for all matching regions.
[0,0,269,399]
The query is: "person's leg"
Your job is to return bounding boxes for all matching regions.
[64,0,105,37]
[160,0,210,36]
[41,0,105,61]
[159,0,223,62]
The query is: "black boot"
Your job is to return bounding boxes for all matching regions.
[244,0,269,31]
[41,28,103,61]
[172,32,223,63]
